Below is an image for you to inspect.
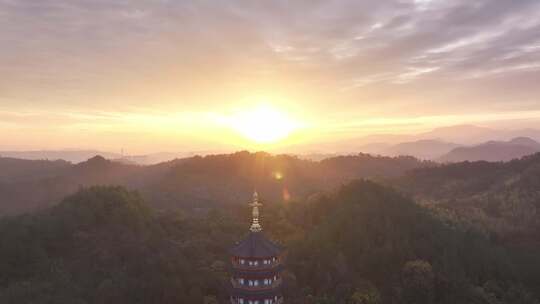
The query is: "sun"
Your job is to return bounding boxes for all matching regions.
[230,105,298,143]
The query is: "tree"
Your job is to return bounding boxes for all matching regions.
[349,280,381,304]
[401,260,434,304]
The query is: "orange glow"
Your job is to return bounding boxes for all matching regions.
[282,188,291,201]
[228,105,300,144]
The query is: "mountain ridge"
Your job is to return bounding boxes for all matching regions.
[439,137,540,162]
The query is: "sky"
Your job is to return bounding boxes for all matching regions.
[1,0,540,153]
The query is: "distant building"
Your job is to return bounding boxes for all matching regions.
[229,192,284,304]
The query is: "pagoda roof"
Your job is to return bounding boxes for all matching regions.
[230,264,284,276]
[230,231,282,258]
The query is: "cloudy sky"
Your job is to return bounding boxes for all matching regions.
[1,0,540,152]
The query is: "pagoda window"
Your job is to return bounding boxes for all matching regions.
[254,280,259,286]
[239,278,244,285]
[240,259,245,265]
[239,299,244,304]
[254,261,259,266]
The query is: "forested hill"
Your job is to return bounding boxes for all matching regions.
[0,186,243,303]
[1,182,538,303]
[0,152,429,216]
[392,153,540,237]
[282,180,539,303]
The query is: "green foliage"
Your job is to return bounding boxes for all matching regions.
[350,280,381,304]
[401,260,434,304]
[392,154,540,299]
[282,181,538,304]
[0,186,244,304]
[1,181,539,304]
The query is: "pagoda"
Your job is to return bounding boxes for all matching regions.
[229,192,284,304]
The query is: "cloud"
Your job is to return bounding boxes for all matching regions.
[1,0,540,146]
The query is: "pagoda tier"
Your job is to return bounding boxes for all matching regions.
[229,192,284,304]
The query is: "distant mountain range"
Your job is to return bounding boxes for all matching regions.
[4,124,540,164]
[439,137,540,162]
[0,150,122,163]
[299,124,540,155]
[350,136,540,163]
[0,150,211,165]
[371,139,460,160]
[361,124,540,146]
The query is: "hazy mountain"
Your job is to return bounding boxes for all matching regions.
[416,125,497,144]
[438,137,540,162]
[311,125,540,155]
[0,150,121,163]
[355,142,393,154]
[416,125,540,144]
[380,139,460,160]
[114,151,222,165]
[0,150,227,165]
[0,157,71,183]
[508,136,540,148]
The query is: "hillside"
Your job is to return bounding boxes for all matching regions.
[1,183,538,303]
[391,154,540,294]
[0,156,150,215]
[0,157,71,183]
[144,152,430,210]
[282,181,539,303]
[0,186,242,303]
[439,137,540,163]
[393,153,540,239]
[0,152,429,216]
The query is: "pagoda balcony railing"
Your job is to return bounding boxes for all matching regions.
[230,278,283,290]
[232,261,281,271]
[231,297,284,304]
[230,298,283,304]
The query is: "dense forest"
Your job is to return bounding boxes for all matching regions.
[391,153,540,255]
[1,181,539,303]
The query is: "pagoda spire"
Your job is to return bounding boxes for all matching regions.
[249,191,263,232]
[230,191,284,304]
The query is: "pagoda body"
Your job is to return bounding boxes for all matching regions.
[229,192,284,304]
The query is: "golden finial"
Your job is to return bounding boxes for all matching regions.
[249,190,263,232]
